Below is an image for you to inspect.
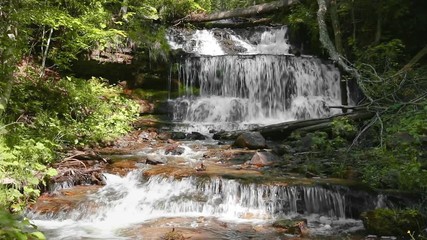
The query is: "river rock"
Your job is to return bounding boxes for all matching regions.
[157,132,172,140]
[171,132,187,140]
[248,151,280,167]
[233,132,266,150]
[165,144,185,155]
[186,132,206,140]
[213,130,244,140]
[146,155,166,165]
[272,219,308,236]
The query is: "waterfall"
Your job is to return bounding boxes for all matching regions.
[30,171,349,223]
[29,171,366,239]
[168,27,342,131]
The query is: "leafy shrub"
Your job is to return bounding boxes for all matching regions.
[0,209,45,240]
[1,72,138,210]
[7,75,139,146]
[361,208,426,237]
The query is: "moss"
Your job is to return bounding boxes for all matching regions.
[161,229,185,240]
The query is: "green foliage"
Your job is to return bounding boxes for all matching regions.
[287,3,318,35]
[0,210,45,240]
[331,117,357,138]
[356,39,405,74]
[1,68,138,211]
[361,208,426,237]
[159,0,204,21]
[358,146,427,191]
[19,1,126,69]
[7,74,139,146]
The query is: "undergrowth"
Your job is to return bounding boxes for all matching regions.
[0,69,139,213]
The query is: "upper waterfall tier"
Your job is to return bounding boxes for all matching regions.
[168,27,342,132]
[167,26,291,55]
[172,55,341,131]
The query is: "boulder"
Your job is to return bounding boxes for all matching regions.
[248,151,280,167]
[233,132,266,150]
[186,132,206,140]
[171,132,187,140]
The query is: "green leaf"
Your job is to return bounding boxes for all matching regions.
[46,168,58,177]
[31,231,46,240]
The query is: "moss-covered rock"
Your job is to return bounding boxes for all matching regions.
[361,208,426,236]
[272,219,308,235]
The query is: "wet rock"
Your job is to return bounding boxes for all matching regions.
[271,143,295,155]
[161,229,185,240]
[143,165,196,178]
[186,132,206,140]
[233,132,266,150]
[248,151,280,167]
[146,155,166,165]
[29,185,101,214]
[195,163,206,172]
[361,208,426,236]
[272,219,308,236]
[137,99,154,114]
[171,132,186,140]
[111,160,137,168]
[139,130,158,141]
[158,132,172,140]
[213,130,243,140]
[165,144,185,155]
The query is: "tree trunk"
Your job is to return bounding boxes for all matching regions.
[329,0,344,55]
[351,0,356,42]
[40,28,53,77]
[0,76,12,116]
[329,0,347,110]
[374,0,382,44]
[316,0,372,102]
[183,0,297,23]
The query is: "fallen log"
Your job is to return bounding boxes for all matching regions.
[213,111,374,141]
[183,0,298,23]
[256,111,374,140]
[197,18,272,29]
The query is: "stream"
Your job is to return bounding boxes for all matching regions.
[27,26,380,239]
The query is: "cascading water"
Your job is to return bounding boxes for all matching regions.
[26,27,369,240]
[168,27,342,132]
[29,170,363,239]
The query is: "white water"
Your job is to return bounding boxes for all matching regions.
[168,26,291,55]
[168,29,225,56]
[173,55,341,132]
[29,170,362,239]
[168,27,342,132]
